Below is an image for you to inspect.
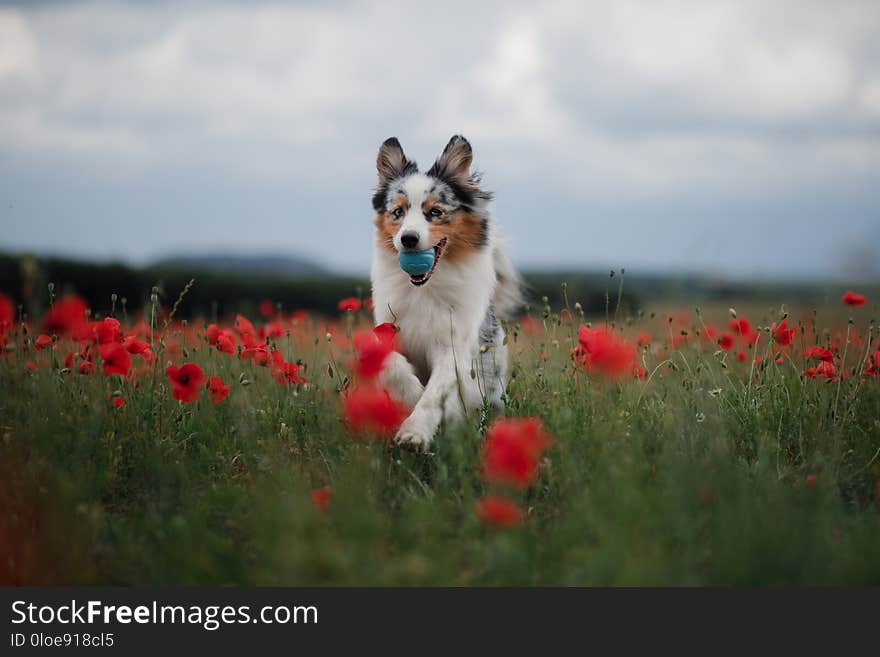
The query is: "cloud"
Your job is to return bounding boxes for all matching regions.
[0,8,37,79]
[0,0,878,278]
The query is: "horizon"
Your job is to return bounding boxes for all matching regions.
[3,246,877,286]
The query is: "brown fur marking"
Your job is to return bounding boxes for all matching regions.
[429,210,483,262]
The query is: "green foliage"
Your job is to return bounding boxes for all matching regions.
[1,299,879,585]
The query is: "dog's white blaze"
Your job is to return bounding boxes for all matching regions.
[392,174,435,252]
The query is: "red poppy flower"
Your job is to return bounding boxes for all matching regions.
[353,326,397,378]
[805,346,834,362]
[771,319,795,347]
[728,317,752,337]
[234,313,255,336]
[718,333,734,351]
[113,397,125,408]
[79,360,96,376]
[265,321,285,339]
[698,326,716,344]
[338,297,362,313]
[234,314,256,340]
[166,363,206,403]
[482,417,553,489]
[240,343,270,366]
[34,334,53,351]
[216,333,236,354]
[342,386,406,436]
[206,323,221,344]
[865,351,880,377]
[805,360,837,380]
[636,332,653,348]
[373,322,397,345]
[805,474,817,489]
[43,295,88,337]
[474,495,523,528]
[259,299,275,319]
[0,292,14,337]
[94,317,121,344]
[736,351,747,362]
[98,342,131,377]
[729,317,758,346]
[207,324,237,354]
[270,350,306,386]
[310,486,331,514]
[69,322,90,343]
[575,326,637,378]
[207,375,231,403]
[25,360,37,373]
[842,290,867,307]
[123,335,152,361]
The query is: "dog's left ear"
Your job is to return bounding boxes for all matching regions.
[428,135,472,181]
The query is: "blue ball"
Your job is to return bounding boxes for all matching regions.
[398,248,435,275]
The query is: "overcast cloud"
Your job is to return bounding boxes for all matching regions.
[1,0,878,279]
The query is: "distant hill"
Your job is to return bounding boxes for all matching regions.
[0,251,361,318]
[152,253,328,278]
[2,249,876,320]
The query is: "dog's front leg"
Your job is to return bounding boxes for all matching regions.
[379,351,425,408]
[395,348,458,450]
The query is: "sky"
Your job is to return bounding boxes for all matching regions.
[0,0,878,280]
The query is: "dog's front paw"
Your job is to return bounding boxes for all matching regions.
[394,413,436,451]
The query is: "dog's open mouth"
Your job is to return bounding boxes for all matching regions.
[409,238,447,286]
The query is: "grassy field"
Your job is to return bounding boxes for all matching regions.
[1,285,879,586]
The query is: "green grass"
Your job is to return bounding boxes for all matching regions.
[1,299,879,586]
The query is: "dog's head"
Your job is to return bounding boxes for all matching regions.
[372,135,493,286]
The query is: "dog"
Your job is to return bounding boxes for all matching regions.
[370,135,522,449]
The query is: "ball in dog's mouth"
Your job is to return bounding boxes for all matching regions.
[407,238,447,287]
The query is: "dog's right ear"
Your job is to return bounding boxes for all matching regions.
[377,137,416,184]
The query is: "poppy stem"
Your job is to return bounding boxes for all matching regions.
[832,322,851,423]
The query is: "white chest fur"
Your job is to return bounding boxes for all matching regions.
[371,244,495,380]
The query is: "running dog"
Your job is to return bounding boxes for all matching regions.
[370,135,521,449]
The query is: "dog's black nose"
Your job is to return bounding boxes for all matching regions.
[400,232,419,249]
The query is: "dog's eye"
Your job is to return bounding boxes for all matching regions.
[391,207,404,219]
[427,207,442,219]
